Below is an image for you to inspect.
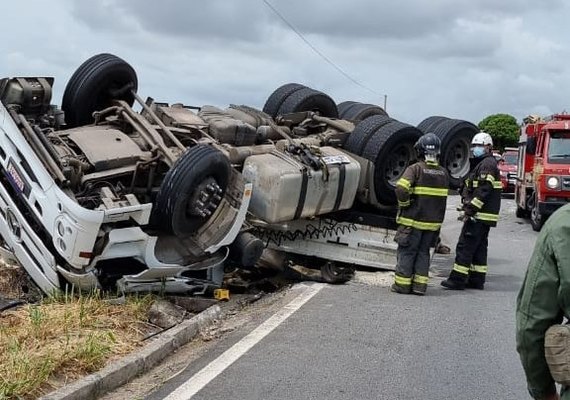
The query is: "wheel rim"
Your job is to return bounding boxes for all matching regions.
[443,135,471,178]
[321,262,353,279]
[383,143,414,187]
[186,177,223,219]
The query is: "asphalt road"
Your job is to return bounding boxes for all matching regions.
[124,196,537,400]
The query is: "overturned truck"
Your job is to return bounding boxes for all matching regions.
[0,53,479,295]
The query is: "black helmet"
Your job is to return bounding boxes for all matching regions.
[414,132,441,158]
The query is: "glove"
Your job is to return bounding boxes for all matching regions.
[463,204,476,217]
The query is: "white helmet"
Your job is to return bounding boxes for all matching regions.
[471,132,493,146]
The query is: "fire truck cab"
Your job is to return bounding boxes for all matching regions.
[515,114,570,231]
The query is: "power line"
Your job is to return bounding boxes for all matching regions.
[262,0,386,98]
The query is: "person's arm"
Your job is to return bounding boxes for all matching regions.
[516,228,563,399]
[395,164,417,209]
[464,164,496,215]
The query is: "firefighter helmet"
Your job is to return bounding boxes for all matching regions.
[414,132,441,158]
[471,132,493,146]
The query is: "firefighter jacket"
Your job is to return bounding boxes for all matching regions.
[461,153,502,227]
[395,160,449,231]
[516,204,570,400]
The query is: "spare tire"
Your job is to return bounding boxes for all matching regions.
[151,145,231,238]
[417,116,448,134]
[62,53,138,128]
[262,83,306,118]
[361,121,423,205]
[344,115,393,156]
[342,102,388,121]
[433,119,479,180]
[277,87,338,118]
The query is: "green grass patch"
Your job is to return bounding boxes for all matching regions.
[0,291,154,399]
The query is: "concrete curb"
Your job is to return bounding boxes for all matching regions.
[40,305,222,400]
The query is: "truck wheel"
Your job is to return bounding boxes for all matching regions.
[62,53,138,128]
[321,261,354,284]
[342,102,388,122]
[344,115,393,156]
[530,195,544,231]
[361,121,423,205]
[433,119,479,180]
[417,116,448,134]
[151,145,230,238]
[337,101,358,118]
[277,87,339,118]
[262,83,306,118]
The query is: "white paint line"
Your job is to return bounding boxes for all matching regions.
[163,283,325,400]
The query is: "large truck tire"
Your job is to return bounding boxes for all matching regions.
[337,101,358,118]
[342,102,388,121]
[62,53,138,128]
[344,115,393,156]
[433,119,479,181]
[151,145,230,238]
[262,83,306,118]
[277,87,339,118]
[361,121,423,205]
[530,193,544,231]
[417,116,448,134]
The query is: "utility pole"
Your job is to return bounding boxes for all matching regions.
[384,94,387,111]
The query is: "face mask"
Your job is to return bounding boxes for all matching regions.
[472,146,485,158]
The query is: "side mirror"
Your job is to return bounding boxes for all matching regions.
[526,137,536,155]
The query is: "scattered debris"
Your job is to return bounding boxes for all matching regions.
[148,299,187,329]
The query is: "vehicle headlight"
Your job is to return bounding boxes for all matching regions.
[546,176,560,189]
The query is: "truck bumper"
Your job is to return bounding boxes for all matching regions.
[538,201,569,217]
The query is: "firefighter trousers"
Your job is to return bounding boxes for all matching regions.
[448,219,491,287]
[394,228,438,293]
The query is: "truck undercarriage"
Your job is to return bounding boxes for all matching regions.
[0,53,480,296]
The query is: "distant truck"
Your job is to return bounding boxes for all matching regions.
[498,147,518,194]
[515,114,570,231]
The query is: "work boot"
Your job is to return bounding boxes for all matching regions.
[466,280,485,290]
[440,278,465,290]
[390,283,411,294]
[412,283,427,296]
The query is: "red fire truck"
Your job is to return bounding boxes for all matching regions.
[515,114,570,231]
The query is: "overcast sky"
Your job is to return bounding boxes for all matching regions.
[3,0,569,125]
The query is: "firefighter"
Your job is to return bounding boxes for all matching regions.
[441,131,501,290]
[391,132,449,295]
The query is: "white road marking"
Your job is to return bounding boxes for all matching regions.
[163,283,325,400]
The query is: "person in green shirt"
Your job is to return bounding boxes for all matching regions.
[516,203,570,400]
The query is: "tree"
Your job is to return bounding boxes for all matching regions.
[478,114,520,152]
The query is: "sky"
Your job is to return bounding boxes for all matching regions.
[2,0,570,126]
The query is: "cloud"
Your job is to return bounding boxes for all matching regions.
[1,0,570,126]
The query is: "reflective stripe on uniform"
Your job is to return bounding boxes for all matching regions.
[397,178,411,191]
[398,200,411,207]
[471,264,488,273]
[452,263,470,275]
[413,275,429,284]
[475,212,499,222]
[395,275,412,286]
[484,174,496,183]
[412,186,448,197]
[396,216,442,231]
[471,197,484,209]
[471,181,502,189]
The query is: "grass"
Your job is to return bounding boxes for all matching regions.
[0,288,155,399]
